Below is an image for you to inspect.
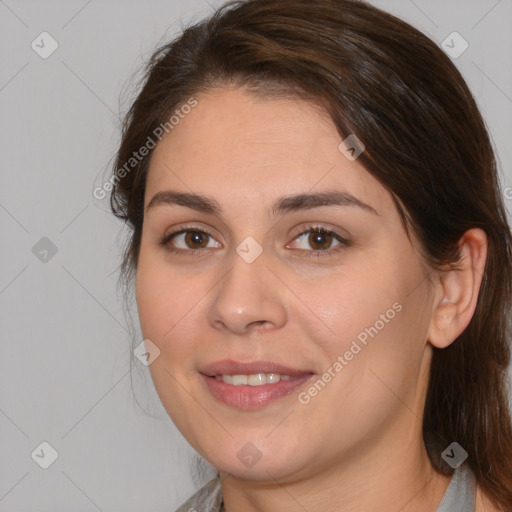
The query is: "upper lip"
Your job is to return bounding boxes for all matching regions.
[200,359,315,377]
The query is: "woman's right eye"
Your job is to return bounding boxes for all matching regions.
[159,228,222,254]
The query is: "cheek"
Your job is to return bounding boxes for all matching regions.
[297,261,427,401]
[135,257,203,421]
[135,252,211,362]
[296,266,404,352]
[295,301,425,450]
[135,252,185,341]
[135,259,165,339]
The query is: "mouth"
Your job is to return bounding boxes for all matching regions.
[199,359,315,409]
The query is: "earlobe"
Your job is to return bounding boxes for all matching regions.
[427,228,488,349]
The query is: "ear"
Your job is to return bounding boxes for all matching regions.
[427,228,488,349]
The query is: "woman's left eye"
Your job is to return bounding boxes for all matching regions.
[287,227,349,255]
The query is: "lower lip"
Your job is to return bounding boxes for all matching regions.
[201,374,314,409]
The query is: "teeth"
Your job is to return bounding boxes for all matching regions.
[248,373,264,386]
[214,373,293,386]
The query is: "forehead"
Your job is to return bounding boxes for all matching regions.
[145,87,389,213]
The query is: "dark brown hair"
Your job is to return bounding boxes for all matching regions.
[109,0,512,507]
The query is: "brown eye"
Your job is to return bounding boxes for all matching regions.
[184,231,209,248]
[160,228,221,253]
[287,226,349,257]
[308,229,334,250]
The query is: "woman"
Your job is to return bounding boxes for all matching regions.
[109,0,512,510]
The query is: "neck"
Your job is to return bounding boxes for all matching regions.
[219,418,452,512]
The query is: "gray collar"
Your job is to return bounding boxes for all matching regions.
[175,464,476,512]
[436,464,476,512]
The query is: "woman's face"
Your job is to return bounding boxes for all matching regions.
[136,87,436,482]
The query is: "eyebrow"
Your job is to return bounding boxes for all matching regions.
[146,189,379,217]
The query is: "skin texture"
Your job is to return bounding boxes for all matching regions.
[135,87,491,511]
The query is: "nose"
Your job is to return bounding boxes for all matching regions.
[206,249,287,336]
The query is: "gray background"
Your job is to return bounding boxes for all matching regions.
[1,0,511,510]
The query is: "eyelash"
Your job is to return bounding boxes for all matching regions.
[158,224,350,258]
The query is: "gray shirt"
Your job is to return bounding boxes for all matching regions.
[174,463,476,512]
